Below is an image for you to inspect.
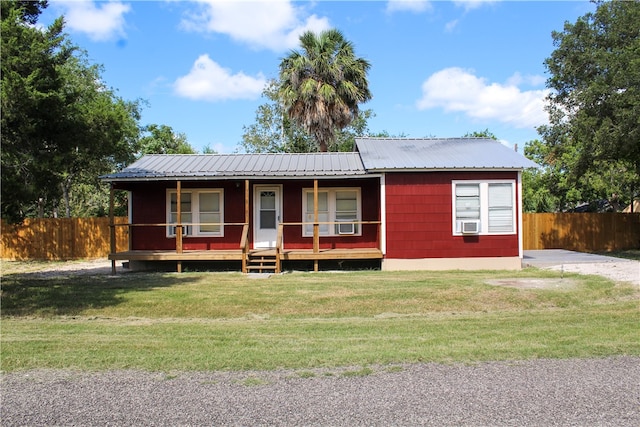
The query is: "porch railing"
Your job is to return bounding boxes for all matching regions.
[109,220,381,273]
[240,224,249,273]
[276,220,382,272]
[109,221,249,273]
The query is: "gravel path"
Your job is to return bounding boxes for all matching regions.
[2,357,639,426]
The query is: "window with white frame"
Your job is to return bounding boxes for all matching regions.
[167,189,223,237]
[452,181,515,235]
[302,188,361,236]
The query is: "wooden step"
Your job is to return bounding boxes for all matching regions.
[246,254,279,273]
[246,264,277,271]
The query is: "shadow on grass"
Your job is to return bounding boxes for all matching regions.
[0,271,194,317]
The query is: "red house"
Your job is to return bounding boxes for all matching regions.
[102,138,537,273]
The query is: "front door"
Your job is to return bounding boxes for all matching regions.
[253,186,281,248]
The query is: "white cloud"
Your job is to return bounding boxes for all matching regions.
[444,19,459,33]
[453,0,498,12]
[174,54,266,101]
[386,0,432,14]
[181,0,331,51]
[58,1,130,41]
[506,72,546,88]
[416,67,549,128]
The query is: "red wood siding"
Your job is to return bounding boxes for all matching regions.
[125,181,245,251]
[119,178,380,251]
[384,172,520,259]
[281,179,380,250]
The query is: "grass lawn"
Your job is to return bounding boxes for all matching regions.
[1,265,638,372]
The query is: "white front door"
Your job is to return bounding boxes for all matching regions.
[253,186,281,248]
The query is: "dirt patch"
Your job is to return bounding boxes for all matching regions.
[0,259,125,278]
[486,278,578,290]
[546,262,639,286]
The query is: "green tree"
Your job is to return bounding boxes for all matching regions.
[462,129,498,140]
[2,2,75,220]
[522,139,561,212]
[138,124,196,156]
[1,1,141,221]
[241,79,375,153]
[535,0,640,210]
[278,29,372,152]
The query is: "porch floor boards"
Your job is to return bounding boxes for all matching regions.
[109,248,383,262]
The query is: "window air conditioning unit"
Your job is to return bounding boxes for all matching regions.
[337,222,355,235]
[461,220,480,234]
[170,225,191,236]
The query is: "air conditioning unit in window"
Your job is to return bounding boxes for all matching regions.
[460,220,480,234]
[170,225,191,236]
[337,222,355,235]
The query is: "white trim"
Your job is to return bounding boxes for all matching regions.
[166,188,224,237]
[451,180,517,236]
[517,171,524,258]
[380,174,386,255]
[253,185,283,248]
[301,187,362,237]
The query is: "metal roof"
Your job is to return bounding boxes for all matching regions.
[355,137,539,171]
[101,152,367,181]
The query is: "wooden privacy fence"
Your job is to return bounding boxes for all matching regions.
[1,217,128,260]
[2,214,639,261]
[523,213,640,252]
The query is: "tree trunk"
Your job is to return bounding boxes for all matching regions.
[61,178,72,218]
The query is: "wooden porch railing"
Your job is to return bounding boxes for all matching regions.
[109,221,249,272]
[276,220,382,272]
[240,224,249,273]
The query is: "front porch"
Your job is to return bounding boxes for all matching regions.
[109,246,383,273]
[108,177,383,274]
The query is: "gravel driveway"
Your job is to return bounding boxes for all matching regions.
[523,250,640,285]
[2,357,638,426]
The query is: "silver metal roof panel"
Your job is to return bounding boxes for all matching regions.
[102,152,367,181]
[355,137,538,171]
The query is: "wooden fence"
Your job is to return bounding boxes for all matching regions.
[523,213,640,252]
[1,217,128,261]
[1,214,639,260]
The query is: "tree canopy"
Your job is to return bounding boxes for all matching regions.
[531,0,640,211]
[278,29,372,152]
[241,79,375,153]
[138,124,196,156]
[1,1,141,221]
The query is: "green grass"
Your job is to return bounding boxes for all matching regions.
[1,267,638,372]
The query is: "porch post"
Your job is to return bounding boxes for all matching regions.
[176,180,183,273]
[313,179,319,271]
[109,183,116,275]
[244,179,250,224]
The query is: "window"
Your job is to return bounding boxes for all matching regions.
[488,183,514,233]
[302,188,361,237]
[167,189,223,237]
[452,181,515,235]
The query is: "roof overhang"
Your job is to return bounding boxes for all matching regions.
[367,167,530,173]
[102,173,382,183]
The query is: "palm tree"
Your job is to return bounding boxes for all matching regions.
[278,29,372,152]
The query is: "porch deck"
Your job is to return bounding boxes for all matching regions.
[109,248,383,272]
[110,248,382,261]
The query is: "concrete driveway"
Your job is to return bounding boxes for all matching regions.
[522,249,628,267]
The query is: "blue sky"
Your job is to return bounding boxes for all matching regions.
[40,1,595,154]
